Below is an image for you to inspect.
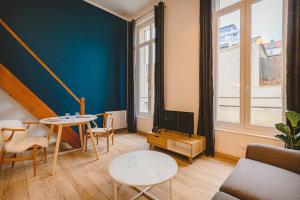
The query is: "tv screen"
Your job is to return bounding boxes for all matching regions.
[162,110,194,135]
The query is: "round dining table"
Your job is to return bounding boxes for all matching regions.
[40,115,99,175]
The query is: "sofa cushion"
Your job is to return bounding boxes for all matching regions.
[220,158,300,200]
[212,192,240,200]
[246,144,300,174]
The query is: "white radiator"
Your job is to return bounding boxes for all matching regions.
[106,110,127,130]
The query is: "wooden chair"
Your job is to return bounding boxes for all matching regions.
[0,120,48,176]
[85,113,114,152]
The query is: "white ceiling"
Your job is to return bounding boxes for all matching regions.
[87,0,155,19]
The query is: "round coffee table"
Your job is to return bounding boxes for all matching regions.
[109,150,178,200]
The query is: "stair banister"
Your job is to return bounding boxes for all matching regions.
[0,18,85,115]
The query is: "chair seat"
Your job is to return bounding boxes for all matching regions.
[87,127,112,135]
[5,136,48,153]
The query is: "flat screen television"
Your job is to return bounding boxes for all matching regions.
[161,110,194,137]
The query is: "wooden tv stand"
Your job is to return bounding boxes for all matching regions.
[147,130,206,163]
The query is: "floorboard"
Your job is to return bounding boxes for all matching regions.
[0,133,235,200]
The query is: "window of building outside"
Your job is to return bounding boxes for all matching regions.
[213,0,287,135]
[135,13,155,118]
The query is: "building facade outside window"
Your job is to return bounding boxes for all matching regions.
[213,0,287,135]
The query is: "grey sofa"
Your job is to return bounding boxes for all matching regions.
[212,144,300,200]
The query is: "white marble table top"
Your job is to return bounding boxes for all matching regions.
[109,150,178,187]
[40,115,97,125]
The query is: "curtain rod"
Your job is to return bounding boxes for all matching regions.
[135,9,154,21]
[134,1,166,21]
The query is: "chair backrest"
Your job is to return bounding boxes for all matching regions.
[0,120,27,146]
[103,114,114,129]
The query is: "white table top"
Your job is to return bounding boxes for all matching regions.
[40,115,97,125]
[109,150,178,187]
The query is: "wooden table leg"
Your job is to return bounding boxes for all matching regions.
[78,125,84,151]
[33,144,37,177]
[85,130,88,152]
[87,122,99,160]
[51,125,62,175]
[106,131,109,152]
[114,182,118,200]
[48,124,54,143]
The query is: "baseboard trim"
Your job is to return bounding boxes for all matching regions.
[137,130,148,135]
[115,128,128,133]
[215,152,240,162]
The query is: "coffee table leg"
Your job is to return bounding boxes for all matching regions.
[114,182,118,200]
[132,186,159,200]
[170,179,172,200]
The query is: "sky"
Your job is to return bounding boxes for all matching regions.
[219,0,283,42]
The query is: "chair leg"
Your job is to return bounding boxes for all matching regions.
[43,148,47,162]
[85,132,88,152]
[106,132,109,152]
[112,132,114,145]
[96,135,99,145]
[11,153,17,168]
[33,145,37,177]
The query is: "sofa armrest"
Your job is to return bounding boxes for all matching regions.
[246,144,300,174]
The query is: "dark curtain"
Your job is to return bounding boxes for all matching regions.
[127,20,136,133]
[287,0,300,113]
[153,1,165,132]
[198,0,214,156]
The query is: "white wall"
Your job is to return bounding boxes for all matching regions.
[215,130,284,157]
[137,116,153,133]
[135,0,200,134]
[0,88,49,137]
[133,0,283,158]
[164,0,200,133]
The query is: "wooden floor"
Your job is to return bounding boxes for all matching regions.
[0,133,235,200]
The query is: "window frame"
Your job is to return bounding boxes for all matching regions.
[135,14,155,118]
[212,0,288,135]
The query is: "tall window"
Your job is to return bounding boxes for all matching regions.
[136,13,155,118]
[213,0,287,134]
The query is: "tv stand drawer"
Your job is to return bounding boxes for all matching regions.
[147,134,167,148]
[147,131,205,163]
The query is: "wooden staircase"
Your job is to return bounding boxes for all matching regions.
[0,18,87,149]
[0,64,81,148]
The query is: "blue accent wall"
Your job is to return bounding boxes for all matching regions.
[0,0,127,116]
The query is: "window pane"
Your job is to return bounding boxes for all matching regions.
[250,0,283,126]
[151,23,155,39]
[216,10,240,123]
[216,0,240,10]
[138,45,149,113]
[139,25,150,44]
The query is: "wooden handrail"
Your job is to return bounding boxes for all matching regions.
[0,63,81,148]
[80,97,85,115]
[0,18,81,104]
